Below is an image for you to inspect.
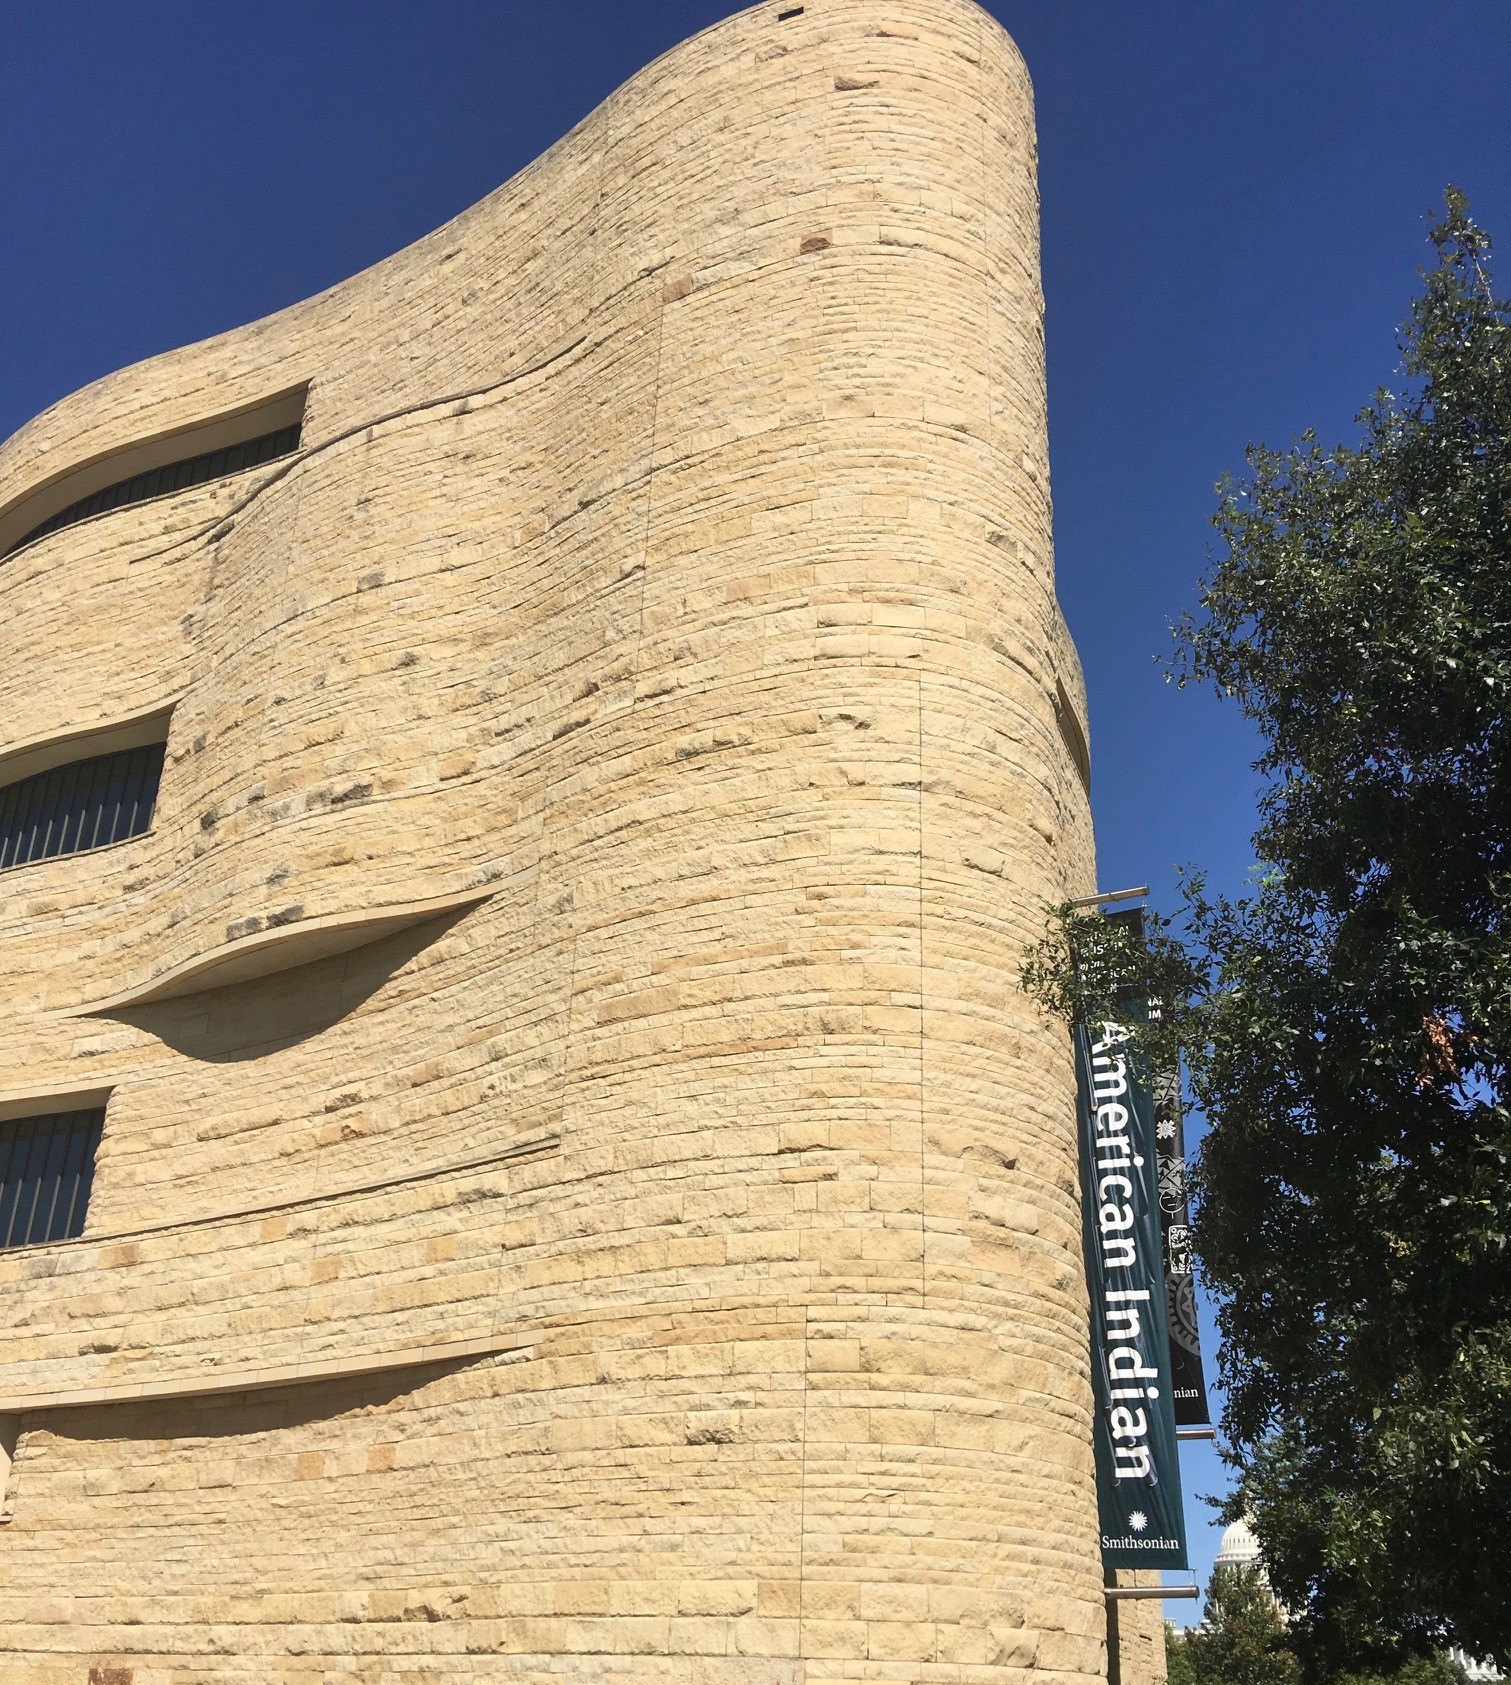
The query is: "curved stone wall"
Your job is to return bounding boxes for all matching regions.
[0,1,1101,1678]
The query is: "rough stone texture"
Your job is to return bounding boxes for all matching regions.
[0,2,1146,1680]
[1112,1574,1169,1685]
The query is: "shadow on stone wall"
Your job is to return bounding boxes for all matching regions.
[41,1352,483,1444]
[98,907,473,1062]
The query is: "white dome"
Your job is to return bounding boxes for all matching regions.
[1214,1516,1263,1569]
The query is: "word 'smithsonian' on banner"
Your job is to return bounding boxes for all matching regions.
[1077,1015,1189,1569]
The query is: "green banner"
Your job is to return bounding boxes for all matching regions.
[1076,1014,1189,1569]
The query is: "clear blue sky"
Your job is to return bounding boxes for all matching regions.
[4,0,1508,1619]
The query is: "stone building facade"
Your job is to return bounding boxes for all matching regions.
[0,1,1154,1679]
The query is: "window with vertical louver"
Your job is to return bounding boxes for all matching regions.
[0,742,166,870]
[0,1108,106,1248]
[4,422,301,559]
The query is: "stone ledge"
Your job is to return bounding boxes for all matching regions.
[0,1328,537,1415]
[0,697,180,789]
[0,1080,114,1126]
[62,887,495,1015]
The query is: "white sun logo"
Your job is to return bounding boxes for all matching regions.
[1129,1511,1149,1533]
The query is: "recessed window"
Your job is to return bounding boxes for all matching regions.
[0,1107,105,1248]
[1054,681,1091,794]
[0,742,165,870]
[0,385,306,561]
[6,424,300,559]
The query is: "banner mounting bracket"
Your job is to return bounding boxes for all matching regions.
[1068,886,1148,908]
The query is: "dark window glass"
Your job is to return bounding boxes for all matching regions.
[0,1108,105,1248]
[6,422,301,559]
[0,743,165,871]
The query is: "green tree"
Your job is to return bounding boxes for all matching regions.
[1185,1565,1299,1685]
[1175,194,1511,1669]
[1168,1621,1201,1685]
[1333,1656,1469,1685]
[1165,1588,1468,1685]
[1021,192,1510,1671]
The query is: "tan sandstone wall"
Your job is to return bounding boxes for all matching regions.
[0,1,1111,1680]
[1113,1575,1170,1685]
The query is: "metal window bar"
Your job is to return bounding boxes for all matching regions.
[5,422,301,559]
[76,753,112,853]
[0,1109,106,1248]
[0,743,165,870]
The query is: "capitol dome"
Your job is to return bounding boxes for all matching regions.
[1214,1517,1264,1571]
